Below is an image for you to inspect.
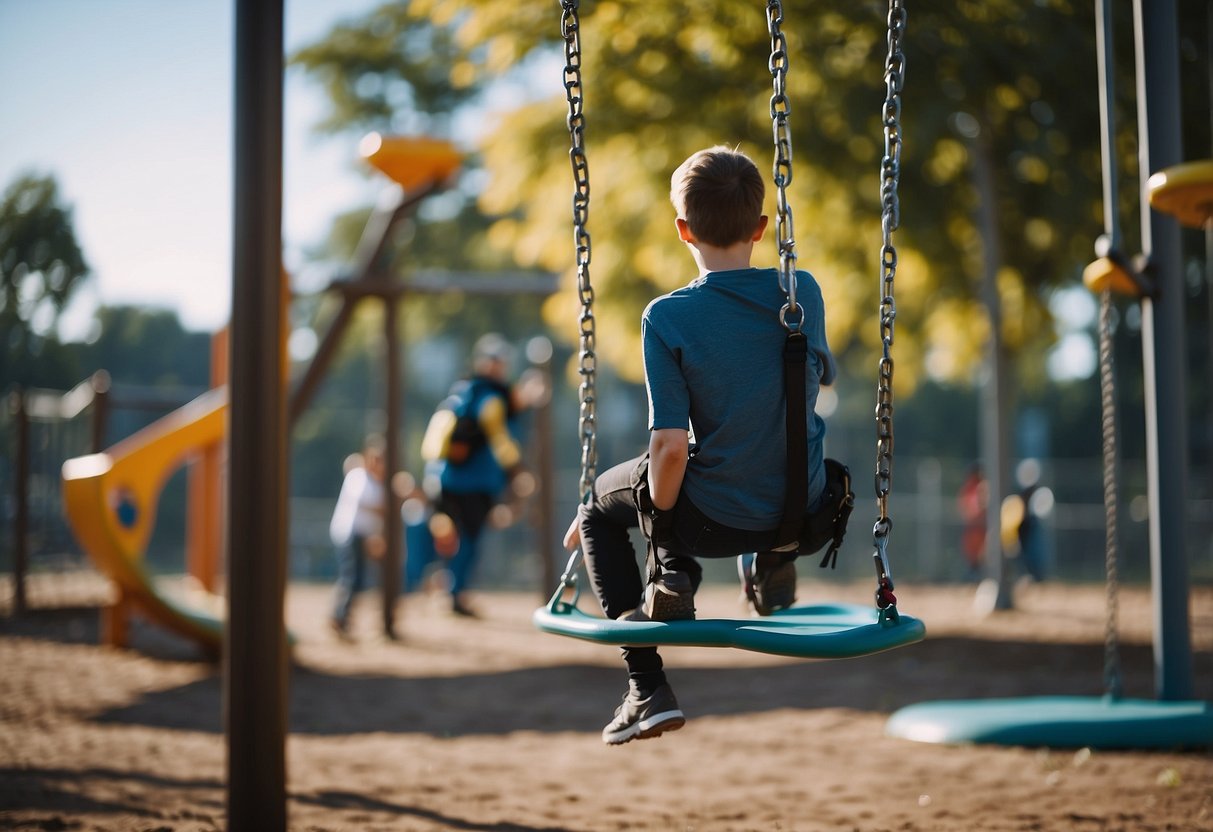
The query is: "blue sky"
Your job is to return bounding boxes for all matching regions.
[0,0,409,339]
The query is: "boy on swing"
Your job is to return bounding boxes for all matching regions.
[563,145,837,744]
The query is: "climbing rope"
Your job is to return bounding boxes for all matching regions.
[1097,288,1123,700]
[1094,0,1123,700]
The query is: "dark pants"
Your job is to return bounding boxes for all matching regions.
[576,454,789,682]
[436,490,495,597]
[332,533,370,626]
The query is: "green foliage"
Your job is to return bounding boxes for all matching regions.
[292,1,1213,473]
[69,306,211,390]
[291,4,553,410]
[289,2,483,137]
[0,172,90,390]
[295,1,1113,391]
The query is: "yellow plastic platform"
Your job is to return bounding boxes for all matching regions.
[1083,255,1140,296]
[359,133,462,191]
[63,387,297,656]
[1147,159,1213,228]
[62,389,229,653]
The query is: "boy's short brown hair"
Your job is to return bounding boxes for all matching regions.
[669,146,765,248]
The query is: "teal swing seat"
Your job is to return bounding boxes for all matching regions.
[533,584,925,660]
[886,696,1213,750]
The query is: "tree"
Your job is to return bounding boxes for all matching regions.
[70,306,211,390]
[0,172,90,391]
[294,2,1213,470]
[296,1,1128,391]
[289,3,484,138]
[290,4,552,394]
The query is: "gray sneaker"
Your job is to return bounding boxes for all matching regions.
[739,554,797,616]
[641,570,695,621]
[602,683,686,745]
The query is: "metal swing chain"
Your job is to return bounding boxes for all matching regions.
[554,0,596,592]
[766,0,801,331]
[872,0,906,614]
[561,0,597,504]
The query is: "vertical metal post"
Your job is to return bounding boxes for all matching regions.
[1133,0,1192,701]
[1207,5,1213,465]
[1095,0,1121,250]
[972,132,1014,613]
[382,298,402,639]
[226,0,288,829]
[528,337,557,600]
[89,371,111,453]
[11,391,29,617]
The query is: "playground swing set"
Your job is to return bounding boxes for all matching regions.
[55,134,540,653]
[27,2,1213,828]
[532,0,926,659]
[533,0,1212,749]
[886,0,1213,748]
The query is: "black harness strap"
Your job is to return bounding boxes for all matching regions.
[776,331,809,550]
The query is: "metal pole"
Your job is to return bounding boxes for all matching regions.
[1207,5,1213,465]
[1133,0,1192,701]
[225,0,288,828]
[89,371,111,454]
[382,298,403,639]
[287,185,436,426]
[528,337,557,600]
[12,391,29,617]
[288,300,356,425]
[1095,0,1121,251]
[1206,222,1213,462]
[972,130,1014,613]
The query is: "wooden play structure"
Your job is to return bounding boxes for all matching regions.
[60,136,466,654]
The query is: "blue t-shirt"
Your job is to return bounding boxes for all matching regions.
[643,267,836,530]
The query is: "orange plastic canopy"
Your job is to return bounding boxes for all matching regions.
[359,133,462,191]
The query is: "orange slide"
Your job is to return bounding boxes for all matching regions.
[61,388,229,654]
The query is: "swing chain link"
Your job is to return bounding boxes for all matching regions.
[767,0,801,332]
[870,0,905,609]
[561,0,598,504]
[874,0,906,530]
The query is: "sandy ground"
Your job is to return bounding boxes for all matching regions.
[1,576,1210,832]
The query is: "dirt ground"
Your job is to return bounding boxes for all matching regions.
[1,576,1210,832]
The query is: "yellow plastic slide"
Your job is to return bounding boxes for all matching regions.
[62,388,228,653]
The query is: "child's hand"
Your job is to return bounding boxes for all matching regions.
[562,516,581,551]
[513,368,550,409]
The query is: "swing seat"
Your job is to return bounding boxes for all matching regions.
[533,587,925,660]
[886,695,1213,750]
